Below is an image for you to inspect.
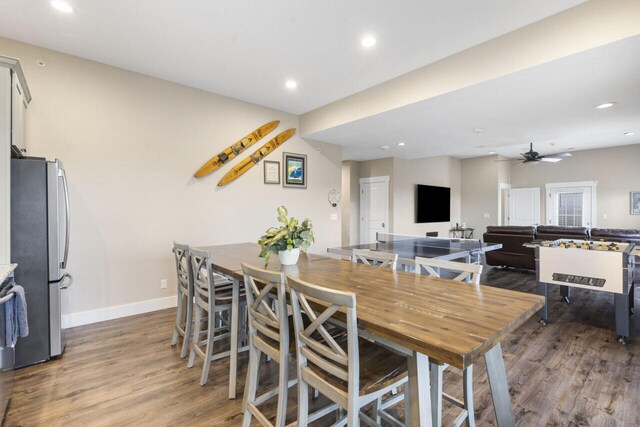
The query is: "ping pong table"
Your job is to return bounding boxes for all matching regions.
[328,232,502,269]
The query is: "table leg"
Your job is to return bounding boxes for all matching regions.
[406,351,433,427]
[614,292,630,342]
[229,277,240,399]
[484,343,515,427]
[536,282,548,324]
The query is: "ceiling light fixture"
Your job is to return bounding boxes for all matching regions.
[285,80,297,90]
[624,131,635,136]
[380,145,389,150]
[51,0,73,13]
[35,59,47,67]
[397,142,406,146]
[361,35,376,48]
[488,151,496,154]
[474,128,484,133]
[595,102,616,109]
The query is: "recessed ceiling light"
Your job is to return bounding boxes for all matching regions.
[380,145,389,150]
[51,0,73,13]
[285,80,297,90]
[624,131,635,136]
[397,142,406,146]
[361,35,376,48]
[474,128,484,133]
[595,102,616,109]
[488,151,496,154]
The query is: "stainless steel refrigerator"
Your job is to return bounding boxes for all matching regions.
[10,157,72,368]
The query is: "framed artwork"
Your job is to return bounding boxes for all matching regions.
[263,161,280,184]
[631,191,640,215]
[283,152,307,188]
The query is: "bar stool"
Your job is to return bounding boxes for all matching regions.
[170,243,193,358]
[187,248,246,386]
[415,256,483,427]
[241,263,336,427]
[289,275,408,426]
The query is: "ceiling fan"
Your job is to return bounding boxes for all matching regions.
[507,143,572,164]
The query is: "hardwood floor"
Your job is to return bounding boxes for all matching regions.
[5,266,640,426]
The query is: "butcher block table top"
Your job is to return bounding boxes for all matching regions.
[198,243,544,369]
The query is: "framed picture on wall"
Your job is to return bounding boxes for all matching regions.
[283,152,307,188]
[263,161,280,184]
[631,191,640,215]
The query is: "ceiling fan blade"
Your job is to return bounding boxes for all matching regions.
[540,157,562,163]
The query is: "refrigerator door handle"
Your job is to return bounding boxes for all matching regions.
[59,168,71,269]
[59,273,73,289]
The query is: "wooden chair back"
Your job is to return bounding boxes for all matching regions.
[241,263,288,360]
[414,256,483,284]
[173,242,192,295]
[288,276,358,407]
[189,248,216,313]
[351,249,398,270]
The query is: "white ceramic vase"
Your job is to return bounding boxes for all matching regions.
[278,247,300,265]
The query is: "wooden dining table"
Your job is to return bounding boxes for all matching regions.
[197,242,545,426]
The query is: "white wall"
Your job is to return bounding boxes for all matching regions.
[393,156,461,237]
[461,156,502,235]
[510,144,640,228]
[345,156,462,240]
[0,37,342,325]
[341,160,360,246]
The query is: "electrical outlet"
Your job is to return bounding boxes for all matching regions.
[602,213,608,219]
[160,279,167,289]
[330,213,338,220]
[483,213,490,218]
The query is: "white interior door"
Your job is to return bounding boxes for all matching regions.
[360,176,389,243]
[508,187,540,226]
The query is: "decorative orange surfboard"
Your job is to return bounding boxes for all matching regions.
[218,128,296,187]
[194,120,280,178]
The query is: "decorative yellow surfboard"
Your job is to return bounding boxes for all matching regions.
[194,120,280,178]
[218,128,296,187]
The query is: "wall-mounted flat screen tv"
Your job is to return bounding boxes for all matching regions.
[416,184,450,223]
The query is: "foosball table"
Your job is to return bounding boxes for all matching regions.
[533,239,636,343]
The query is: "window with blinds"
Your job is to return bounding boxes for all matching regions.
[557,192,583,226]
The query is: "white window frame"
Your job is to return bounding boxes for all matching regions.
[545,181,597,227]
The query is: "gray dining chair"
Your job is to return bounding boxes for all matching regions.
[240,263,291,427]
[415,256,483,427]
[187,248,246,385]
[170,243,193,358]
[289,275,408,426]
[351,248,398,270]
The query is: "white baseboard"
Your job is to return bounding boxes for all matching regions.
[62,296,177,328]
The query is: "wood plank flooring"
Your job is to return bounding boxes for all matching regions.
[4,266,640,426]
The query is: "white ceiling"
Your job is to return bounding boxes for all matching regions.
[0,0,585,115]
[307,35,640,161]
[1,0,636,162]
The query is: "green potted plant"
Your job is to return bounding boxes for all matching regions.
[258,206,314,265]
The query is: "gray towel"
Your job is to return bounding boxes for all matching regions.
[4,284,29,347]
[0,274,14,348]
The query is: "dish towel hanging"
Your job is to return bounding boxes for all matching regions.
[0,274,29,348]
